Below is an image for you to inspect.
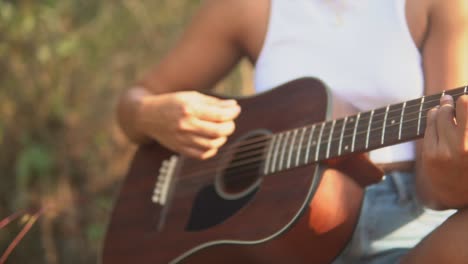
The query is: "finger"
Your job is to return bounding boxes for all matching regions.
[455,95,468,132]
[456,95,468,152]
[440,94,454,106]
[193,103,241,122]
[424,106,439,152]
[200,93,238,107]
[181,135,227,151]
[436,95,457,142]
[189,118,236,138]
[182,146,218,160]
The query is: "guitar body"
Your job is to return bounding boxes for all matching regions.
[102,78,382,264]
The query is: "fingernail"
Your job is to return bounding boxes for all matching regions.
[222,99,238,105]
[440,95,454,104]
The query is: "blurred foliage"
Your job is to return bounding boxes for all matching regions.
[0,0,252,263]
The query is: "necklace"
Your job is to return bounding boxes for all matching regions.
[323,0,351,26]
[319,0,367,26]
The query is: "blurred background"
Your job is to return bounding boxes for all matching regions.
[0,1,253,263]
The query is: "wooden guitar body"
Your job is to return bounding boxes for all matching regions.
[102,78,383,264]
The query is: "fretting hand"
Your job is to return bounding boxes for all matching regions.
[420,94,468,209]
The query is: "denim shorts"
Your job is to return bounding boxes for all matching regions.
[332,171,456,264]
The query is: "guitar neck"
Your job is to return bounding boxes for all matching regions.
[262,85,468,175]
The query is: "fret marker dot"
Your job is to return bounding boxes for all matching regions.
[312,141,317,145]
[391,120,396,125]
[344,145,349,151]
[349,118,354,122]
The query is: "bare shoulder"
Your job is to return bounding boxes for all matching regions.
[195,0,270,62]
[429,0,468,26]
[193,0,268,37]
[421,0,468,93]
[139,0,270,93]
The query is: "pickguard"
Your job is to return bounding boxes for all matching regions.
[186,184,258,231]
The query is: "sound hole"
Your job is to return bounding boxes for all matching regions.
[216,131,270,199]
[185,130,270,232]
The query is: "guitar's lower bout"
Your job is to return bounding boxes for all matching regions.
[178,167,364,264]
[102,78,368,264]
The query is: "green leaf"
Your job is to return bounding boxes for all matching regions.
[57,36,79,57]
[15,143,54,189]
[0,2,14,22]
[37,45,51,63]
[86,223,105,242]
[21,14,36,35]
[42,0,58,8]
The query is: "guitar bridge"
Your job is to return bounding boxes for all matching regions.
[152,155,179,206]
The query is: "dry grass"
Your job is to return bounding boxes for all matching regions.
[0,1,252,263]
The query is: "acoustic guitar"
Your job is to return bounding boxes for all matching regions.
[102,78,467,264]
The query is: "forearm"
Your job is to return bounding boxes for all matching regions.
[414,0,468,210]
[415,96,468,211]
[415,142,454,210]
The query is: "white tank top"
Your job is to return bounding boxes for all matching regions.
[254,0,424,163]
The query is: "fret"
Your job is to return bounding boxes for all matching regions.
[328,118,345,158]
[315,122,326,162]
[286,129,298,169]
[365,110,375,149]
[318,122,335,161]
[263,136,276,175]
[368,108,387,149]
[416,93,442,137]
[263,86,468,173]
[353,111,371,153]
[417,96,425,136]
[341,116,355,155]
[338,117,348,156]
[398,101,407,140]
[326,120,336,159]
[295,127,307,167]
[381,105,390,145]
[351,113,361,152]
[270,133,283,173]
[304,125,317,164]
[452,85,466,97]
[382,103,404,146]
[400,98,421,140]
[278,131,291,171]
[446,88,463,98]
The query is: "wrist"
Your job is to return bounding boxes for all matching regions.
[134,88,162,144]
[118,86,154,144]
[416,162,468,210]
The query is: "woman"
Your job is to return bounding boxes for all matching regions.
[117,0,468,263]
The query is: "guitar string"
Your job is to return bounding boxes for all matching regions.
[166,91,467,195]
[187,89,463,175]
[177,91,465,185]
[175,112,433,189]
[227,102,423,163]
[162,90,465,190]
[211,89,464,160]
[173,121,428,192]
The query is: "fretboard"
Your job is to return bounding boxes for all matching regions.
[262,85,468,175]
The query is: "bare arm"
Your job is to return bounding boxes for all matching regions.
[416,0,468,209]
[117,0,252,158]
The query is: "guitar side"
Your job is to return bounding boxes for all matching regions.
[102,78,375,264]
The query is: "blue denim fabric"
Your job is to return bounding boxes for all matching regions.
[333,171,456,264]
